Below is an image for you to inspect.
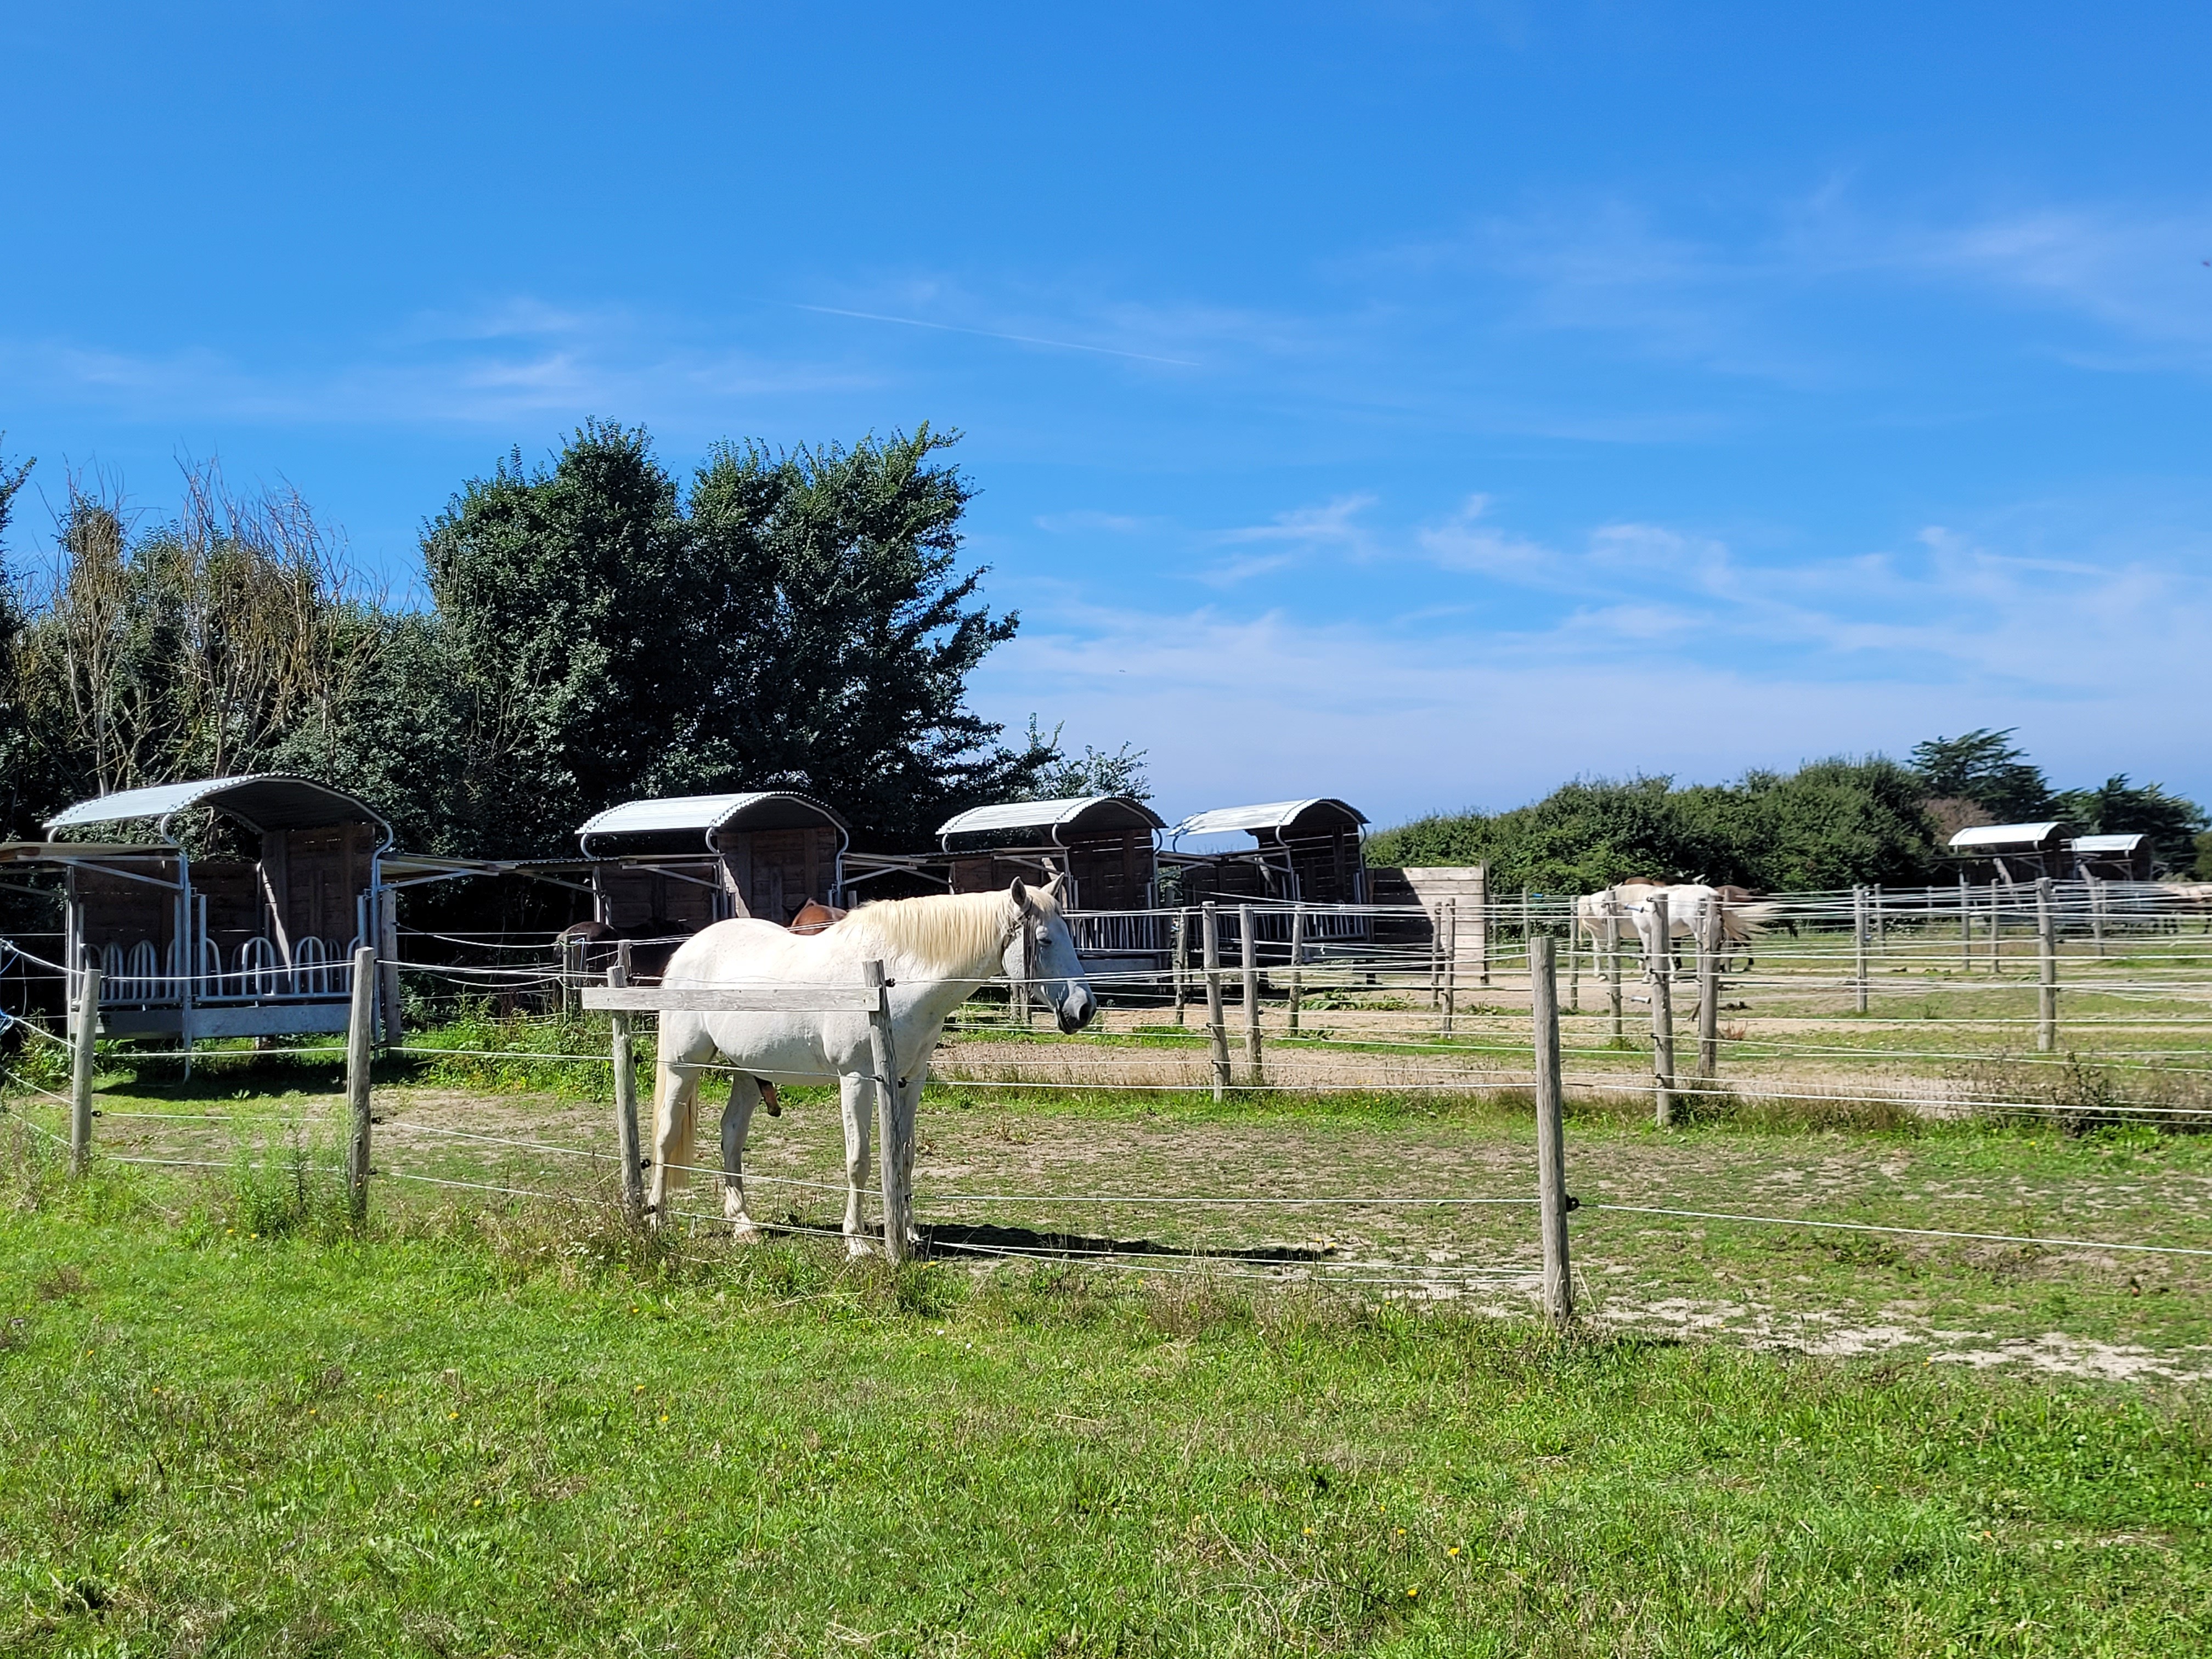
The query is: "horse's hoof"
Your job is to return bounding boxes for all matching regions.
[731,1220,762,1243]
[845,1235,875,1260]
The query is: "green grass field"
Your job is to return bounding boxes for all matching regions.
[5,922,2212,1656]
[7,1077,2212,1655]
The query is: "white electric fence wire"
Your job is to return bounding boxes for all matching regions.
[1,1067,75,1106]
[1591,1203,2212,1259]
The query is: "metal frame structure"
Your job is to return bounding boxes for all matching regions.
[15,774,400,1042]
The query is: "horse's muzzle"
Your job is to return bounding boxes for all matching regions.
[1057,989,1097,1034]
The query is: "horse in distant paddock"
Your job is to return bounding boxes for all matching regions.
[651,878,1094,1254]
[1621,883,1781,974]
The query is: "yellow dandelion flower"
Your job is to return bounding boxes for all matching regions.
[1448,1547,1460,1557]
[1407,1585,1419,1598]
[449,1411,459,1419]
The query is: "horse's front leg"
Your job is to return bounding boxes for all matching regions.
[838,1070,875,1258]
[892,1067,926,1254]
[720,1073,765,1241]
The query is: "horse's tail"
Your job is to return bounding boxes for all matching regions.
[654,1034,696,1191]
[1722,900,1783,943]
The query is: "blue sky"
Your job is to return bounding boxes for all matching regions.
[4,3,2208,827]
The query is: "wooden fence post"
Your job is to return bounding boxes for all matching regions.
[346,945,377,1226]
[2036,876,2058,1054]
[1238,903,1263,1082]
[862,958,907,1262]
[1286,903,1305,1034]
[1604,894,1623,1040]
[1442,897,1458,1036]
[1171,909,1189,1026]
[1852,883,1870,1014]
[1202,902,1229,1102]
[608,940,645,1224]
[2089,874,2106,958]
[1530,934,1572,1325]
[1568,910,1581,1014]
[1475,863,1491,988]
[377,887,404,1044]
[69,963,100,1176]
[1649,893,1674,1127]
[563,936,586,1018]
[1696,896,1721,1080]
[1989,883,2001,974]
[1959,874,1971,973]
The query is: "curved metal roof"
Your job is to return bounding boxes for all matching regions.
[1171,798,1368,839]
[2072,833,2149,853]
[1948,821,2067,849]
[577,791,849,853]
[937,795,1165,847]
[46,775,392,840]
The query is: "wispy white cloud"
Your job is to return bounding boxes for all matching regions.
[0,315,879,432]
[982,488,2212,822]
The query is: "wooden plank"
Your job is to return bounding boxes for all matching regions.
[582,984,882,1014]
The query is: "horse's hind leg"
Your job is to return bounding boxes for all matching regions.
[838,1070,874,1258]
[720,1074,764,1240]
[647,1013,717,1227]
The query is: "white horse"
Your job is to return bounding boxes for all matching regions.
[1573,882,1663,950]
[1619,883,1780,972]
[650,877,1095,1255]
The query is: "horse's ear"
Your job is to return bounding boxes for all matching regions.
[1044,871,1068,901]
[1009,877,1029,909]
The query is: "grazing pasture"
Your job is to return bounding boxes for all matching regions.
[5,882,2212,1651]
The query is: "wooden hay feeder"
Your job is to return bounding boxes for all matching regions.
[1165,799,1372,943]
[26,774,398,1041]
[935,795,1167,960]
[2070,832,2154,883]
[1948,821,2075,885]
[576,791,850,934]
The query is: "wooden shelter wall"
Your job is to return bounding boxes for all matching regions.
[716,826,840,924]
[72,864,180,951]
[270,825,375,946]
[597,864,722,933]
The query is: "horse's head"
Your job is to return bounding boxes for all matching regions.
[1006,874,1096,1034]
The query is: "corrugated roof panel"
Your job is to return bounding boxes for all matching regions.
[577,791,848,843]
[47,775,388,836]
[937,795,1165,843]
[1948,821,2066,849]
[1172,798,1368,838]
[2072,833,2149,853]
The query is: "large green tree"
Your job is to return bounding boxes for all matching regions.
[1365,759,1939,893]
[422,422,1046,855]
[1909,728,2055,821]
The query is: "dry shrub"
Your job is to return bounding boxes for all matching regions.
[1954,1054,2212,1136]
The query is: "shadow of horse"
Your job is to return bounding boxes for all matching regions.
[756,1213,1333,1264]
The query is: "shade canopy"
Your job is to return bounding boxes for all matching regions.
[46,775,392,840]
[2072,833,2149,854]
[577,791,849,853]
[1948,821,2068,850]
[1171,798,1368,839]
[937,795,1165,848]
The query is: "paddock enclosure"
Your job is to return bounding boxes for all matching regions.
[12,858,2212,1361]
[8,771,2212,1365]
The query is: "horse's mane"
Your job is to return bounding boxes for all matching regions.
[826,889,1024,977]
